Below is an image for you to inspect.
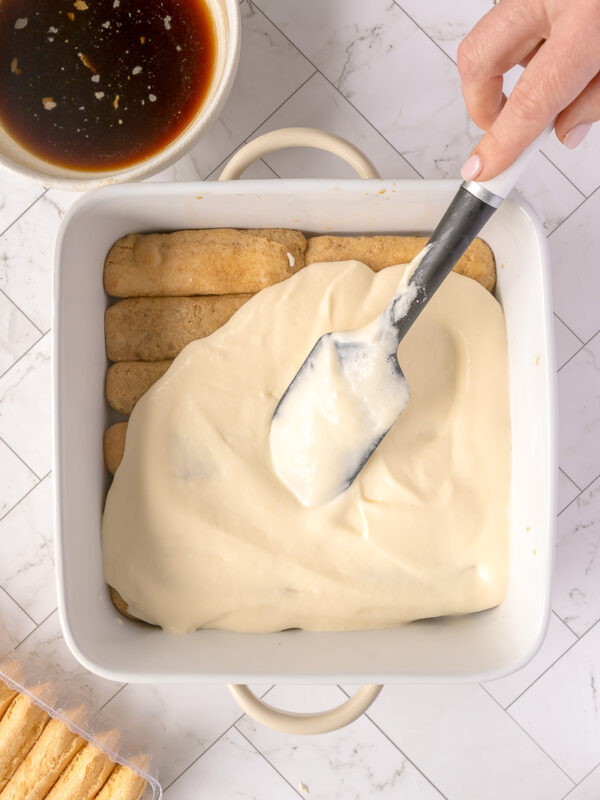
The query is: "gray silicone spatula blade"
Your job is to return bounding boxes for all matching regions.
[270,126,552,507]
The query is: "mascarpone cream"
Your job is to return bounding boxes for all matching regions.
[102,259,511,634]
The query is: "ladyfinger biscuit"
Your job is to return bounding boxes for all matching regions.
[105,361,172,415]
[0,662,25,719]
[0,682,17,722]
[109,588,153,627]
[104,423,127,475]
[108,587,140,622]
[104,229,307,297]
[306,235,496,291]
[95,758,149,800]
[0,712,87,800]
[44,733,119,800]
[105,295,252,362]
[0,662,24,687]
[0,692,51,791]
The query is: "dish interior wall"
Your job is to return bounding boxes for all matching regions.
[54,179,555,683]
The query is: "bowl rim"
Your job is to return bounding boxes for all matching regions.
[0,0,241,191]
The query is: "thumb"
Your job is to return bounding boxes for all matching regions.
[555,72,600,149]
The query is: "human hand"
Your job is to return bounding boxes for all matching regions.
[457,0,600,181]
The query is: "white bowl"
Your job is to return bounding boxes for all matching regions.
[0,0,240,191]
[54,174,556,694]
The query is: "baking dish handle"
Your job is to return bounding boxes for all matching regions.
[218,127,380,180]
[227,683,383,735]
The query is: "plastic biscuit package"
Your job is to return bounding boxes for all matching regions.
[0,651,162,799]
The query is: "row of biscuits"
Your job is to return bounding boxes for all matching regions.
[104,229,496,414]
[0,665,147,800]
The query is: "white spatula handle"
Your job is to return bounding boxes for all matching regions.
[464,124,553,206]
[394,123,553,342]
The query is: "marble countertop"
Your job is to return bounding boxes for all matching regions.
[1,0,599,797]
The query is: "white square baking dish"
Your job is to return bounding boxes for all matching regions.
[54,173,555,686]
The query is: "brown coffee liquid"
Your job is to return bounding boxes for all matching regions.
[0,0,216,171]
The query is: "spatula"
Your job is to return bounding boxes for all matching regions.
[270,127,551,507]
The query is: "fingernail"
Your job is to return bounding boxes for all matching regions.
[563,122,592,150]
[460,154,482,181]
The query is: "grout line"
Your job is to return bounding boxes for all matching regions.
[557,470,600,518]
[260,157,280,179]
[392,1,460,66]
[0,289,44,335]
[207,153,235,181]
[164,685,274,793]
[97,682,128,711]
[365,711,450,799]
[556,328,600,374]
[557,342,586,374]
[0,330,46,382]
[504,617,600,708]
[481,683,577,785]
[0,583,37,626]
[202,69,318,181]
[0,469,50,526]
[558,466,582,493]
[14,606,57,649]
[0,436,41,482]
[549,184,600,239]
[0,474,41,523]
[337,685,449,799]
[249,2,425,179]
[561,761,600,798]
[234,725,305,798]
[164,716,245,792]
[581,328,600,349]
[562,613,600,641]
[557,488,583,519]
[554,312,585,346]
[539,151,587,199]
[552,608,581,635]
[0,188,48,239]
[491,611,583,711]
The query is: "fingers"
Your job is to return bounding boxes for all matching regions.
[460,75,506,133]
[461,20,600,180]
[457,0,548,130]
[555,72,600,148]
[518,40,544,69]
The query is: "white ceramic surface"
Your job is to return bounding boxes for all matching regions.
[54,176,554,685]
